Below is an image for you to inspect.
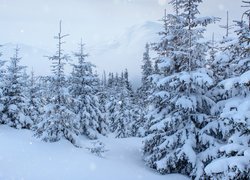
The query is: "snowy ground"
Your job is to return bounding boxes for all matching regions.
[0,126,188,180]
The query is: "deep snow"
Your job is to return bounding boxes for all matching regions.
[0,126,188,180]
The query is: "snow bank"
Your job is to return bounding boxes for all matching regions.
[0,126,188,180]
[205,156,250,175]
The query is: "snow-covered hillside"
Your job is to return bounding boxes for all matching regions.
[0,126,188,180]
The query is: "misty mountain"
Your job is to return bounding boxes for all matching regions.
[88,21,162,87]
[1,43,51,76]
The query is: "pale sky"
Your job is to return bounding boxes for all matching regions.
[0,0,244,48]
[0,0,244,84]
[0,0,166,49]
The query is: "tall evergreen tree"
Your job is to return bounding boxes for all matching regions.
[27,70,43,127]
[105,69,136,137]
[134,43,154,137]
[143,1,218,178]
[35,21,79,146]
[204,2,250,178]
[114,93,132,138]
[97,79,109,132]
[123,69,133,93]
[137,43,153,106]
[0,45,6,122]
[105,72,118,132]
[69,39,107,139]
[114,71,135,138]
[2,47,32,129]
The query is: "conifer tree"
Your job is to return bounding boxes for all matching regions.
[105,69,136,137]
[69,39,107,139]
[211,12,239,84]
[114,71,135,138]
[114,93,131,138]
[35,21,79,146]
[137,43,153,106]
[27,70,43,126]
[0,45,6,122]
[204,2,250,178]
[105,72,118,132]
[143,1,218,178]
[133,43,154,137]
[2,47,32,129]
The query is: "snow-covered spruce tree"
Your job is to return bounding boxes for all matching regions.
[138,43,153,100]
[113,71,135,138]
[204,3,250,179]
[104,73,116,132]
[123,69,133,94]
[2,47,32,129]
[134,43,153,137]
[20,69,30,99]
[69,39,107,139]
[104,70,136,138]
[36,76,54,107]
[210,11,246,85]
[205,33,217,73]
[123,69,145,137]
[35,21,80,146]
[211,35,239,84]
[97,71,108,117]
[143,1,218,178]
[105,72,126,134]
[233,10,250,76]
[27,70,43,127]
[129,94,145,137]
[97,72,109,135]
[0,45,6,122]
[114,93,131,138]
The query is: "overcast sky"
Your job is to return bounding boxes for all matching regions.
[0,0,245,84]
[0,0,165,49]
[0,0,244,49]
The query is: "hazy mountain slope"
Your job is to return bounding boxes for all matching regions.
[1,43,51,75]
[1,21,162,86]
[88,21,162,87]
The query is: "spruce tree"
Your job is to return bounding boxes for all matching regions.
[69,39,107,139]
[0,45,6,122]
[134,43,154,137]
[143,1,218,178]
[114,93,131,138]
[35,21,79,146]
[137,43,153,107]
[27,70,43,127]
[105,72,121,133]
[204,2,250,178]
[114,71,134,138]
[2,47,32,129]
[105,70,136,137]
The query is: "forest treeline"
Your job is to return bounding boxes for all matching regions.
[0,0,249,179]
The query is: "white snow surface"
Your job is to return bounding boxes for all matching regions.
[205,156,250,175]
[0,126,188,180]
